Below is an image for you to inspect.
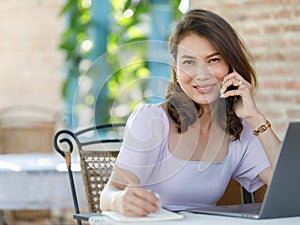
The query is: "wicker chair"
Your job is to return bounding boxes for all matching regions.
[0,105,60,223]
[54,123,125,225]
[0,105,60,154]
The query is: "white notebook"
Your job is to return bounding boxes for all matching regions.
[100,208,184,222]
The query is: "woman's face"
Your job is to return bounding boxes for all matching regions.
[175,33,229,105]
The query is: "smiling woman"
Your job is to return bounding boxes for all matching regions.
[175,34,228,105]
[99,9,281,216]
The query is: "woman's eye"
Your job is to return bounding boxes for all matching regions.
[183,60,194,65]
[208,58,220,63]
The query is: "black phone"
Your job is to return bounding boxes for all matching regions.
[225,85,237,115]
[225,66,238,115]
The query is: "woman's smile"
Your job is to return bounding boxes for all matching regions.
[193,83,217,95]
[176,33,229,105]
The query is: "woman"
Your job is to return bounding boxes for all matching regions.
[100,9,281,216]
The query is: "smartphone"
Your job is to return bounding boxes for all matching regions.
[225,85,237,115]
[225,66,238,115]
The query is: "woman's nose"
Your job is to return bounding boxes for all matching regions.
[194,63,212,80]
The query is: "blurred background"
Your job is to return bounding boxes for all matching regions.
[1,0,300,137]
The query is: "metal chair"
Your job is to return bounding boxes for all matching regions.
[54,123,125,225]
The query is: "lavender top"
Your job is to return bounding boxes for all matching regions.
[115,104,270,211]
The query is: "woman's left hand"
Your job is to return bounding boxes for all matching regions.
[221,69,260,120]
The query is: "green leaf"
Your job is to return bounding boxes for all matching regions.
[59,0,77,16]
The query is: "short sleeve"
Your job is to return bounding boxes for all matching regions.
[115,104,169,185]
[232,121,270,193]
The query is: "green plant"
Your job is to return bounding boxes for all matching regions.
[58,0,182,125]
[59,0,93,98]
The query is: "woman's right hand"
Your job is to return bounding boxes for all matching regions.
[111,186,160,217]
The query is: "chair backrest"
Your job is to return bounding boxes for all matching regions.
[254,184,267,203]
[0,105,60,154]
[54,123,125,213]
[217,179,267,206]
[217,179,245,205]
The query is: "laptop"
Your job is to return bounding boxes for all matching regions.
[187,122,300,219]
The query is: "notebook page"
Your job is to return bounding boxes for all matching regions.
[101,208,184,222]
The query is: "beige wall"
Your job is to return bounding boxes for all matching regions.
[0,0,65,111]
[191,0,300,138]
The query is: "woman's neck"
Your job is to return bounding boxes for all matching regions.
[198,101,221,132]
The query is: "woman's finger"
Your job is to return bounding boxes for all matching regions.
[122,187,159,216]
[134,188,159,205]
[122,200,150,217]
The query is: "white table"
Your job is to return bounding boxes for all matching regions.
[0,153,87,210]
[88,212,300,225]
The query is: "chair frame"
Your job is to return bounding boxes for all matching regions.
[54,123,125,225]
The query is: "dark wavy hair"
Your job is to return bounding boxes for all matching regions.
[165,9,257,140]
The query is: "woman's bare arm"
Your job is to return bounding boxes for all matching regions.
[100,167,160,216]
[245,113,281,185]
